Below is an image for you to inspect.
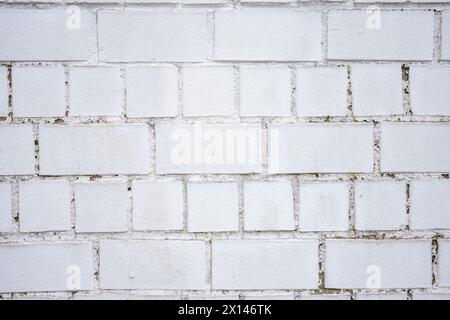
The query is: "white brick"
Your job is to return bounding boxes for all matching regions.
[240,66,291,117]
[12,66,65,118]
[19,180,71,233]
[299,182,349,231]
[0,243,93,293]
[132,181,183,231]
[99,240,207,290]
[69,67,122,117]
[244,181,295,231]
[268,124,373,173]
[327,11,434,60]
[183,66,234,117]
[0,66,8,117]
[0,125,35,175]
[212,240,319,289]
[39,124,151,175]
[297,67,348,117]
[442,11,450,60]
[98,11,208,62]
[413,293,450,300]
[214,11,322,61]
[410,180,450,230]
[355,181,407,231]
[410,66,450,116]
[187,182,238,232]
[299,294,351,300]
[243,294,295,300]
[355,293,408,300]
[352,64,403,116]
[75,183,128,233]
[156,123,262,174]
[0,183,12,233]
[126,66,178,118]
[0,9,95,61]
[380,123,450,172]
[325,240,432,289]
[439,240,450,287]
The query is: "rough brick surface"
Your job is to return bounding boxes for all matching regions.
[0,3,449,300]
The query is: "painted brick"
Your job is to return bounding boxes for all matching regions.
[410,180,450,230]
[355,181,407,231]
[355,293,408,300]
[299,182,349,231]
[12,66,66,118]
[132,181,184,231]
[155,123,263,174]
[380,123,450,172]
[438,240,450,287]
[352,64,403,116]
[296,67,348,117]
[182,66,235,117]
[212,240,319,289]
[413,293,450,300]
[74,183,128,233]
[98,11,208,62]
[0,242,93,293]
[0,124,35,175]
[99,240,208,290]
[0,66,8,117]
[268,124,373,173]
[214,10,322,61]
[410,66,450,116]
[299,294,352,300]
[39,124,151,175]
[0,9,96,61]
[126,66,178,118]
[240,66,291,117]
[187,182,239,232]
[69,66,122,117]
[19,180,71,233]
[325,240,432,289]
[243,181,295,231]
[327,11,434,60]
[0,183,12,233]
[442,11,450,60]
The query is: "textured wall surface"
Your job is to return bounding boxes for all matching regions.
[0,0,450,300]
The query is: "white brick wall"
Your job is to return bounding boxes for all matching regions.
[1,2,449,300]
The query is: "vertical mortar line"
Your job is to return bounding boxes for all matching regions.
[346,65,353,120]
[149,123,156,177]
[69,178,76,233]
[120,64,127,121]
[292,176,300,232]
[373,121,381,175]
[432,237,439,288]
[207,10,215,61]
[127,177,133,235]
[238,177,244,234]
[64,65,70,117]
[32,123,40,176]
[7,64,13,121]
[318,236,326,290]
[177,65,183,118]
[93,238,101,292]
[433,11,442,63]
[349,178,356,232]
[11,178,20,233]
[321,10,328,62]
[261,121,268,175]
[289,65,297,118]
[406,289,413,300]
[405,181,411,231]
[234,64,240,119]
[182,178,188,232]
[402,64,411,116]
[207,239,213,292]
